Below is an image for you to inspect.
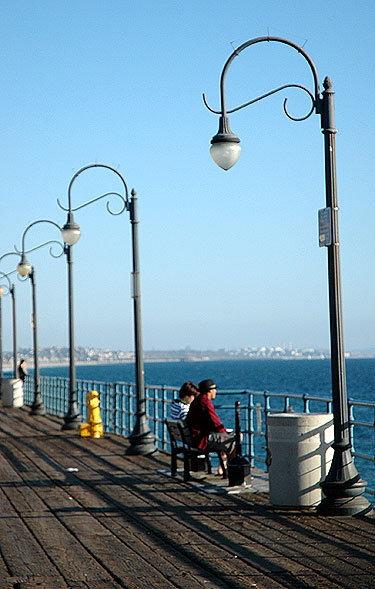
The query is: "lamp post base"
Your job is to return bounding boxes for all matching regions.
[126,411,158,456]
[30,402,46,416]
[62,408,82,430]
[317,491,373,516]
[29,390,45,416]
[62,414,82,430]
[126,431,158,456]
[317,447,373,516]
[62,394,82,430]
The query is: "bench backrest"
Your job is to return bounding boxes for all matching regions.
[165,419,192,447]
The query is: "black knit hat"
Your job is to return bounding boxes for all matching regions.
[198,379,217,393]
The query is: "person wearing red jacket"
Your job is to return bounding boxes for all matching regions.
[186,379,236,474]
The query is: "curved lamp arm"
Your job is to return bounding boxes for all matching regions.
[0,252,32,282]
[203,83,316,121]
[13,220,65,277]
[57,163,130,216]
[17,219,62,256]
[203,36,322,170]
[0,251,21,270]
[0,271,13,296]
[16,240,64,277]
[219,36,319,116]
[56,164,131,247]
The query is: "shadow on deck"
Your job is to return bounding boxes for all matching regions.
[0,406,374,588]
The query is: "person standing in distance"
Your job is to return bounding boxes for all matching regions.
[17,359,28,383]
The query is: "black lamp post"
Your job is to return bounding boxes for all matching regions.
[57,164,156,453]
[0,283,3,393]
[0,272,17,379]
[204,36,371,516]
[0,253,22,379]
[17,264,44,415]
[16,224,65,416]
[125,187,157,455]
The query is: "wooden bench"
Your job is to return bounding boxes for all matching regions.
[165,419,226,482]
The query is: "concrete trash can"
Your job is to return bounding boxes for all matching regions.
[267,413,334,508]
[2,379,24,408]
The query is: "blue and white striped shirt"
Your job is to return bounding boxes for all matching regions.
[170,399,190,420]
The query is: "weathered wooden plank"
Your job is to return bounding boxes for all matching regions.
[3,440,227,587]
[18,440,289,584]
[0,491,69,585]
[0,444,170,586]
[0,408,374,589]
[25,434,375,586]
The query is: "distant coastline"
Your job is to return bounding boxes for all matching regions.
[2,344,375,372]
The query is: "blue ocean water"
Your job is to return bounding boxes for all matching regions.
[40,357,374,403]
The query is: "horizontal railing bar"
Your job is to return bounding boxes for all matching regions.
[353,452,375,462]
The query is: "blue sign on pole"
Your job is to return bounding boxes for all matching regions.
[318,208,332,247]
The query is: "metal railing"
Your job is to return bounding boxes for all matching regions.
[23,376,375,497]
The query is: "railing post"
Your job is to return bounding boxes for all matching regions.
[303,394,310,413]
[248,393,255,467]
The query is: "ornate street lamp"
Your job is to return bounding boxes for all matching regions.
[57,164,156,453]
[204,36,371,516]
[0,272,16,378]
[16,223,65,415]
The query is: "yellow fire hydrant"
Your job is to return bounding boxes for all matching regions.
[79,390,104,438]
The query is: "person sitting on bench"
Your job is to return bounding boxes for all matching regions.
[186,379,236,476]
[170,381,199,420]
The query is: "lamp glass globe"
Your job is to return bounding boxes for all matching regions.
[61,227,81,246]
[210,142,241,170]
[17,262,32,276]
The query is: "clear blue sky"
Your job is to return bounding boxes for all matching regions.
[0,1,374,353]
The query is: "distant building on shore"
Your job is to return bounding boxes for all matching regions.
[1,344,374,370]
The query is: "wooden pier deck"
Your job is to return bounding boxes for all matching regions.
[0,406,374,588]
